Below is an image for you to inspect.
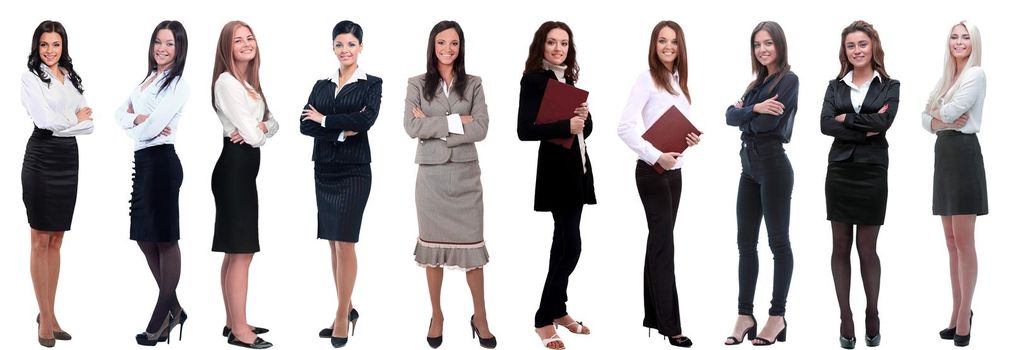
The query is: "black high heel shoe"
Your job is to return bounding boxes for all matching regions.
[753,318,787,346]
[941,310,972,340]
[223,325,270,337]
[839,336,855,349]
[319,308,360,338]
[865,334,881,347]
[164,309,188,343]
[668,335,693,348]
[725,314,757,345]
[228,333,274,349]
[426,318,443,349]
[470,315,497,349]
[136,313,172,346]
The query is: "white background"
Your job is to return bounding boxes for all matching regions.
[0,0,1005,349]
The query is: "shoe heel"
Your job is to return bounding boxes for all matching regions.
[350,319,357,336]
[777,328,787,342]
[746,326,757,340]
[179,322,184,341]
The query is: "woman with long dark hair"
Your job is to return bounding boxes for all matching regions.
[921,21,986,348]
[516,21,595,350]
[820,20,898,349]
[21,19,93,348]
[211,20,278,349]
[617,20,700,348]
[300,20,382,349]
[723,21,797,347]
[404,20,496,349]
[114,20,190,347]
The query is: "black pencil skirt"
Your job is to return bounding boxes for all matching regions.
[22,127,79,232]
[825,161,888,225]
[212,139,261,253]
[314,162,372,242]
[129,144,183,242]
[933,130,988,216]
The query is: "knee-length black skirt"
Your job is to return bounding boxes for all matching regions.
[212,139,261,253]
[130,144,183,242]
[933,130,988,216]
[825,161,888,225]
[22,127,79,232]
[314,162,371,242]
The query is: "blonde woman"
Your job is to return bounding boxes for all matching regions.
[920,21,986,348]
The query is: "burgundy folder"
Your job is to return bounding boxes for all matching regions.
[535,79,589,149]
[642,105,702,173]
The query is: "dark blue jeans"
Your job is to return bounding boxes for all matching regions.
[736,140,794,316]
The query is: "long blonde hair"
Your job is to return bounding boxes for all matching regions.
[926,21,982,111]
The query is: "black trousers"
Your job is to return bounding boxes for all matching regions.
[736,140,794,316]
[635,161,683,335]
[534,205,583,328]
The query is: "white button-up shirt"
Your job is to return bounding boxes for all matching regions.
[921,66,986,134]
[842,70,880,113]
[618,70,692,170]
[115,70,190,150]
[20,66,94,137]
[214,72,279,147]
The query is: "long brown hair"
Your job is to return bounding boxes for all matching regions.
[211,20,270,120]
[423,21,468,102]
[648,21,690,103]
[523,21,579,83]
[836,20,889,80]
[745,21,790,94]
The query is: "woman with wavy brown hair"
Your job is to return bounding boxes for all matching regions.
[820,20,899,349]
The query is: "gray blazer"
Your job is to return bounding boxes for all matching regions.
[404,74,489,164]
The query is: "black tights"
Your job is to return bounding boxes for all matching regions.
[137,241,182,334]
[830,222,881,338]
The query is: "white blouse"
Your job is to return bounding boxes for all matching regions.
[214,72,278,147]
[115,70,190,150]
[921,66,986,134]
[20,66,94,137]
[618,70,692,170]
[842,70,880,113]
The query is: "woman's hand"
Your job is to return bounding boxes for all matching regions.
[574,102,589,119]
[411,106,426,119]
[461,115,474,125]
[230,129,244,144]
[570,116,585,135]
[160,126,172,137]
[686,132,701,147]
[76,107,93,122]
[343,130,357,137]
[301,104,325,124]
[753,94,784,116]
[656,152,681,170]
[257,122,268,133]
[134,114,149,126]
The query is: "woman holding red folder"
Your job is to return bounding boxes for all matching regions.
[617,20,700,348]
[723,21,798,346]
[516,20,595,350]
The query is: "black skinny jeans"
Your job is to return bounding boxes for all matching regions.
[635,162,683,336]
[534,205,583,328]
[736,139,794,316]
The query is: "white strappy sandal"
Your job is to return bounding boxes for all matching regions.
[540,333,565,349]
[554,320,590,335]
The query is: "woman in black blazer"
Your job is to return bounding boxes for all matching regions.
[819,20,898,349]
[300,20,382,349]
[516,21,595,350]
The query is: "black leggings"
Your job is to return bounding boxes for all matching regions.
[534,205,583,328]
[736,141,794,316]
[635,162,683,335]
[137,241,182,333]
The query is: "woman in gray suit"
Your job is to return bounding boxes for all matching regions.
[404,20,496,349]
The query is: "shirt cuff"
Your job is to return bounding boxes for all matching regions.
[337,131,347,142]
[447,113,464,135]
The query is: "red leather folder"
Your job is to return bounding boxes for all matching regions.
[642,105,702,173]
[535,79,589,149]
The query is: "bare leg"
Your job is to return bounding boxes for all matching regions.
[31,230,56,339]
[221,255,232,329]
[331,242,357,338]
[426,267,444,338]
[725,314,756,345]
[466,268,493,337]
[951,215,978,336]
[941,216,960,330]
[226,253,256,343]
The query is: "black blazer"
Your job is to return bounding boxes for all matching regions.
[516,69,596,212]
[300,75,383,164]
[820,76,899,166]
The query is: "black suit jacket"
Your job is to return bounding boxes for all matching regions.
[516,69,596,212]
[820,76,899,166]
[300,75,383,164]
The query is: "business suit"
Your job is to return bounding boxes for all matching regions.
[301,71,382,242]
[517,68,595,328]
[404,74,490,269]
[820,75,899,225]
